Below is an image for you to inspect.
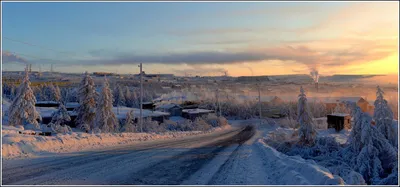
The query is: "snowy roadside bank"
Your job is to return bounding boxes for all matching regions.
[2,125,231,159]
[255,139,344,185]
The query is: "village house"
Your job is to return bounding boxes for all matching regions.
[155,103,183,116]
[309,97,372,113]
[182,109,215,121]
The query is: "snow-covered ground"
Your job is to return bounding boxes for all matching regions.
[184,121,344,185]
[264,126,351,145]
[2,120,346,185]
[2,92,396,185]
[2,125,231,159]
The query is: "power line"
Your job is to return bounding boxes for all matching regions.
[3,36,79,56]
[3,36,111,71]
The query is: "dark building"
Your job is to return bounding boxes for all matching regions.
[182,109,215,121]
[181,101,199,109]
[327,113,351,132]
[35,101,60,108]
[156,104,183,116]
[142,102,155,110]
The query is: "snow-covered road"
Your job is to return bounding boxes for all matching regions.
[2,121,343,185]
[2,125,257,185]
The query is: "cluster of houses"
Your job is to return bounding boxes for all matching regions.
[34,100,215,128]
[35,95,374,132]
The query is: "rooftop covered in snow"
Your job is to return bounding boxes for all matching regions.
[113,106,170,119]
[182,109,214,114]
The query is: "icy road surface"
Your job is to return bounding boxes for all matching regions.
[2,121,342,185]
[2,124,265,185]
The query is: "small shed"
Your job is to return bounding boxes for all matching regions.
[156,104,183,116]
[327,113,351,132]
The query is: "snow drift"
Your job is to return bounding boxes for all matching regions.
[257,140,344,185]
[2,125,230,159]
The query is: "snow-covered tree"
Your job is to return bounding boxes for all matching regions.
[124,86,133,107]
[347,109,398,184]
[142,117,161,132]
[2,82,17,100]
[50,103,71,125]
[8,68,41,128]
[131,89,139,108]
[8,83,17,100]
[355,113,383,184]
[54,85,61,102]
[49,104,72,133]
[113,85,125,106]
[42,83,52,100]
[297,86,317,145]
[310,100,327,118]
[95,77,119,133]
[281,101,298,128]
[76,71,97,131]
[348,104,363,153]
[65,87,78,103]
[33,86,43,101]
[122,110,136,132]
[113,85,126,114]
[42,83,60,102]
[374,86,396,146]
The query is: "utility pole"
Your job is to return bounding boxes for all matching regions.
[257,79,262,126]
[138,63,143,132]
[214,80,221,117]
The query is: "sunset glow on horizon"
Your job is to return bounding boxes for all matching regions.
[2,2,399,77]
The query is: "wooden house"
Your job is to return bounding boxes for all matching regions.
[156,104,183,116]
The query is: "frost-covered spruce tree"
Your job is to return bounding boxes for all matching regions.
[37,84,46,101]
[355,113,383,184]
[297,86,317,145]
[348,104,363,153]
[45,83,61,102]
[76,71,97,131]
[43,83,54,101]
[8,68,41,128]
[374,86,395,146]
[350,112,398,184]
[49,104,72,133]
[95,77,119,133]
[122,110,136,132]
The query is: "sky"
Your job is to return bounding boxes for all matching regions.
[1,1,399,77]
